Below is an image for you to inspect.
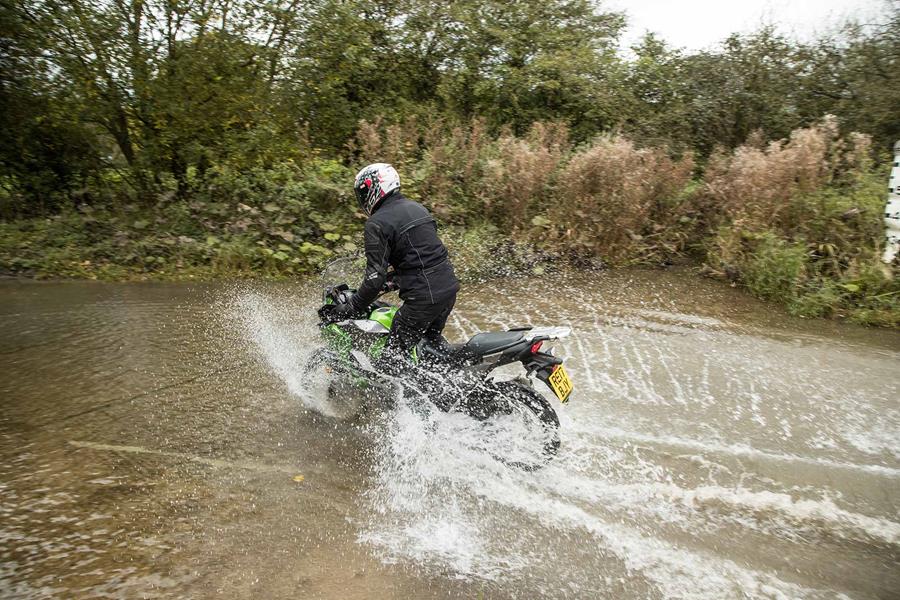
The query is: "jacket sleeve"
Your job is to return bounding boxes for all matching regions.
[350,219,390,311]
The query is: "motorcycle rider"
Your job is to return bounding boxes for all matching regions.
[329,163,459,369]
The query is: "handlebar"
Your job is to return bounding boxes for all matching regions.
[320,253,398,305]
[318,279,397,325]
[322,271,397,304]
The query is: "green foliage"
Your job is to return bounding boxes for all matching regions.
[700,123,897,327]
[741,232,807,304]
[432,0,626,138]
[791,265,900,328]
[2,0,898,210]
[1,1,898,325]
[0,158,361,279]
[794,15,900,154]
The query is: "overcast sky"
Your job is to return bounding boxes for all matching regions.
[609,0,885,51]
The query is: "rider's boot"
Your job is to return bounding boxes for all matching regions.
[373,345,416,378]
[421,333,453,358]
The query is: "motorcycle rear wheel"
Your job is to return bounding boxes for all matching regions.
[487,380,560,468]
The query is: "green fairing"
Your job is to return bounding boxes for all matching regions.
[368,307,417,363]
[324,308,418,378]
[369,306,397,330]
[323,324,367,384]
[369,336,388,360]
[323,323,352,358]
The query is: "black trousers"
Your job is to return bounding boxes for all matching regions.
[384,292,457,358]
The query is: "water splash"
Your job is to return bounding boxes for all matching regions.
[233,275,900,599]
[234,289,343,417]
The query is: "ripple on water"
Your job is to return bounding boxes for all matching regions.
[1,273,898,599]
[251,273,898,599]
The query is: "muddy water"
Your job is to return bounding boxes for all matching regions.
[1,269,897,599]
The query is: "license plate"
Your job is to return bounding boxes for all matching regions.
[548,365,573,403]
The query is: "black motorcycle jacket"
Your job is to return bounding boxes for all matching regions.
[350,193,459,310]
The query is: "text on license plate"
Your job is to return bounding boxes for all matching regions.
[548,365,573,403]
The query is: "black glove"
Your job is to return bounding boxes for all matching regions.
[318,301,356,323]
[332,300,363,320]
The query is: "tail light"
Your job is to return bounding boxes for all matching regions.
[530,341,543,353]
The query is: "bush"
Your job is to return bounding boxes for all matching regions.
[699,117,897,327]
[742,232,807,303]
[791,264,900,327]
[548,135,694,262]
[0,159,363,279]
[699,117,872,234]
[187,159,360,273]
[480,122,570,229]
[441,222,556,283]
[1,116,896,328]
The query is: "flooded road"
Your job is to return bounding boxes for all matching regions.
[1,269,898,599]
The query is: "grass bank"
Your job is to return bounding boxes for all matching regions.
[1,119,896,328]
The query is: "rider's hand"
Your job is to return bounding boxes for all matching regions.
[318,301,357,323]
[331,301,361,320]
[317,303,338,322]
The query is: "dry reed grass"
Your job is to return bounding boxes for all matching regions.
[700,116,872,235]
[480,122,570,228]
[550,136,693,261]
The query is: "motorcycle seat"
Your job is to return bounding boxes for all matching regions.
[463,331,525,356]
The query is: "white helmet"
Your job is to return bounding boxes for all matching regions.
[354,163,400,215]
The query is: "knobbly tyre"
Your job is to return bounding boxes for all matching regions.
[304,257,574,468]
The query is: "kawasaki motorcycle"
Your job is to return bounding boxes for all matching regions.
[305,257,573,466]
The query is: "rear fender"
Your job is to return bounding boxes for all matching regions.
[524,350,564,379]
[520,347,566,399]
[492,336,563,372]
